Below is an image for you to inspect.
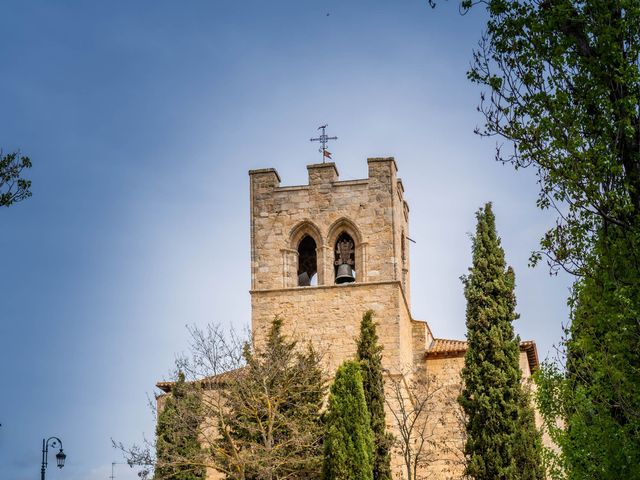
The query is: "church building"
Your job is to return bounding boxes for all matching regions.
[159,156,540,479]
[248,157,539,478]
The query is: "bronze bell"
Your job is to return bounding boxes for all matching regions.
[335,264,355,284]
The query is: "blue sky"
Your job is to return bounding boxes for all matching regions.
[0,2,571,479]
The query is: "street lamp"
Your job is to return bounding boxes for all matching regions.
[41,437,66,480]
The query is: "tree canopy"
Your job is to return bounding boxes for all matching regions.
[214,317,326,480]
[356,310,393,480]
[155,372,206,480]
[459,203,544,480]
[1,151,32,207]
[323,360,374,480]
[463,0,640,277]
[536,230,640,479]
[431,0,640,476]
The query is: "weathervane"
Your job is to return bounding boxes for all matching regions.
[310,124,338,163]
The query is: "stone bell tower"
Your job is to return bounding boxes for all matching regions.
[249,158,433,374]
[158,156,542,480]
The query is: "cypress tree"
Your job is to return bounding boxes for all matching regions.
[458,203,543,480]
[536,231,640,479]
[155,371,205,480]
[323,360,374,480]
[356,310,392,480]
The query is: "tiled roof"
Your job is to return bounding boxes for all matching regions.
[520,340,539,372]
[427,338,468,355]
[426,338,539,372]
[156,368,246,393]
[157,340,541,393]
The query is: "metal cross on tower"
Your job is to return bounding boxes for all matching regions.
[310,124,338,163]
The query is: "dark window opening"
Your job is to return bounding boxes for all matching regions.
[298,235,317,286]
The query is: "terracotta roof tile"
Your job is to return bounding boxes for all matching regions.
[157,340,541,393]
[428,338,468,354]
[426,338,539,372]
[156,368,246,393]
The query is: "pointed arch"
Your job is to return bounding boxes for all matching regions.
[289,220,324,286]
[327,217,364,284]
[289,220,323,250]
[326,217,362,247]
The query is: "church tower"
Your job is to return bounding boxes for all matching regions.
[249,158,433,373]
[159,156,542,480]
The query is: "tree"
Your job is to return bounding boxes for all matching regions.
[154,372,206,480]
[536,233,640,479]
[459,203,544,480]
[114,323,245,479]
[323,360,374,480]
[117,319,326,480]
[386,369,461,480]
[442,0,640,476]
[213,317,326,480]
[459,0,640,278]
[1,151,32,207]
[355,310,393,480]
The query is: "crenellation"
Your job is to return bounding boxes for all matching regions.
[249,157,410,293]
[307,162,339,185]
[367,156,398,184]
[249,167,281,190]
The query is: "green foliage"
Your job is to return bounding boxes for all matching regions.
[155,372,206,480]
[451,0,640,477]
[459,203,544,480]
[215,317,326,480]
[1,151,32,207]
[536,231,640,480]
[459,0,640,267]
[463,0,640,277]
[323,360,374,480]
[356,310,393,480]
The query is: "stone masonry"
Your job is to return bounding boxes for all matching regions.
[158,157,541,480]
[249,158,421,375]
[247,157,541,479]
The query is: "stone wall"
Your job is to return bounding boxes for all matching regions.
[251,280,414,374]
[249,158,410,304]
[417,351,545,480]
[173,158,548,480]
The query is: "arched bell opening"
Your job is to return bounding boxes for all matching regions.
[297,235,318,287]
[334,232,356,284]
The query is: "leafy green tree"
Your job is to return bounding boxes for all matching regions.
[155,371,206,480]
[536,232,640,479]
[1,151,32,207]
[441,0,640,477]
[459,0,640,278]
[425,0,640,475]
[215,317,326,480]
[459,203,544,480]
[323,360,374,480]
[356,310,393,480]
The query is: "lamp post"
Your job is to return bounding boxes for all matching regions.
[40,436,66,480]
